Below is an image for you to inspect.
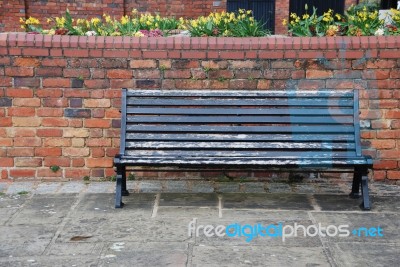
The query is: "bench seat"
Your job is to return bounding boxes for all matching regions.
[114,89,373,210]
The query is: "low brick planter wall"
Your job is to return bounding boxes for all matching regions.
[0,33,399,181]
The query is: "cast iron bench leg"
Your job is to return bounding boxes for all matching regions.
[115,174,124,208]
[121,166,129,197]
[349,170,361,199]
[361,175,371,211]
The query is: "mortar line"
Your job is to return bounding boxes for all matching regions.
[151,193,160,218]
[42,192,86,255]
[308,211,337,267]
[218,195,223,218]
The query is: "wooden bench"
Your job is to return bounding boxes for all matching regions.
[114,89,373,210]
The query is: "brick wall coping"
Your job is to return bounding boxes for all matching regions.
[0,33,399,52]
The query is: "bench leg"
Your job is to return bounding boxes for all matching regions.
[360,175,371,211]
[349,171,361,199]
[121,166,129,196]
[115,173,124,208]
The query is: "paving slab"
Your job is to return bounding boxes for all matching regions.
[0,225,56,257]
[329,242,400,267]
[191,246,330,267]
[34,183,62,194]
[222,193,313,210]
[313,194,369,211]
[10,195,76,226]
[0,195,29,225]
[98,242,188,267]
[0,256,99,267]
[57,182,86,194]
[159,193,219,207]
[310,212,400,243]
[194,218,322,247]
[6,182,35,195]
[58,215,193,243]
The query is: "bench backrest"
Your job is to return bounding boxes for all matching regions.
[119,89,362,159]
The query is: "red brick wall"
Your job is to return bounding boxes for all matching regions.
[0,33,400,181]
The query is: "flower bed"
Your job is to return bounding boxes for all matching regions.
[16,2,400,37]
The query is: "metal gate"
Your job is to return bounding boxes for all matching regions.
[227,0,275,33]
[289,0,345,16]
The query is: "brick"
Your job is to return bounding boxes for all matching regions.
[208,70,234,79]
[71,158,85,167]
[65,169,90,179]
[107,69,133,79]
[36,67,63,77]
[369,140,396,149]
[0,77,12,87]
[35,147,62,157]
[37,168,62,177]
[13,98,40,107]
[84,80,110,89]
[362,70,390,80]
[43,98,68,108]
[6,88,33,97]
[15,158,42,167]
[135,79,161,89]
[0,98,12,107]
[164,70,192,79]
[371,120,391,129]
[37,128,63,137]
[64,128,89,138]
[379,150,400,159]
[366,59,396,69]
[84,99,111,108]
[376,130,400,139]
[62,147,90,157]
[201,60,228,69]
[71,138,85,147]
[85,119,111,128]
[130,60,157,68]
[37,108,63,117]
[43,157,71,167]
[41,118,68,127]
[10,169,36,178]
[305,70,333,79]
[36,88,63,98]
[86,158,113,168]
[23,48,48,56]
[44,138,71,147]
[71,78,84,88]
[387,171,400,179]
[297,80,325,90]
[8,107,35,117]
[7,127,36,137]
[13,58,41,67]
[92,148,105,157]
[5,67,34,76]
[14,137,41,147]
[229,79,257,90]
[7,148,34,157]
[41,58,67,67]
[43,78,70,88]
[64,108,91,118]
[13,78,40,88]
[171,60,199,69]
[386,110,400,119]
[63,68,90,78]
[64,49,89,57]
[0,138,13,147]
[12,117,41,127]
[86,138,112,147]
[373,160,398,170]
[264,69,292,79]
[0,118,12,127]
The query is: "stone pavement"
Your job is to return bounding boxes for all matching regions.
[0,180,399,266]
